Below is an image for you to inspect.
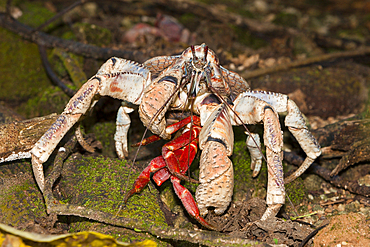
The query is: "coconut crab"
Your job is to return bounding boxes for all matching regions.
[31,44,321,229]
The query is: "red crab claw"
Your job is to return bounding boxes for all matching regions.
[162,125,201,183]
[125,115,215,229]
[124,131,199,203]
[123,156,166,203]
[152,167,170,186]
[171,176,216,230]
[131,116,201,147]
[124,148,183,202]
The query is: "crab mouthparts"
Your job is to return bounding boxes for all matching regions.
[187,69,204,98]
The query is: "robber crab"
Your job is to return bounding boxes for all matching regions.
[31,44,321,229]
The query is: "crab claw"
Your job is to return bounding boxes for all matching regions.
[171,176,217,230]
[123,156,167,203]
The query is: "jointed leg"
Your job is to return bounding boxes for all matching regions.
[240,91,321,184]
[245,132,263,177]
[115,105,134,159]
[284,99,321,183]
[261,107,285,220]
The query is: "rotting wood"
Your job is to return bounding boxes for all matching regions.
[0,114,59,163]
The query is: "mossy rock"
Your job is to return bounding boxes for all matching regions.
[0,160,47,227]
[0,0,68,118]
[250,65,368,118]
[59,154,168,245]
[17,86,70,119]
[230,126,266,202]
[273,12,299,28]
[16,1,56,29]
[91,122,117,158]
[0,28,52,112]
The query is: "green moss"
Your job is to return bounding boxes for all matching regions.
[230,25,268,49]
[72,23,112,47]
[91,122,117,158]
[336,28,366,43]
[0,161,46,227]
[60,155,167,245]
[273,12,299,28]
[18,85,69,118]
[285,177,307,205]
[0,28,51,108]
[52,48,86,89]
[17,1,56,29]
[179,13,199,30]
[231,134,268,202]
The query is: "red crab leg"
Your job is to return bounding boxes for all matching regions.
[132,116,201,147]
[151,167,170,186]
[171,176,216,230]
[125,126,200,201]
[152,137,199,186]
[162,126,201,182]
[123,156,166,203]
[124,148,184,202]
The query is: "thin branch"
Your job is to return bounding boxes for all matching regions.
[43,135,77,211]
[38,44,76,97]
[47,203,269,246]
[241,47,370,79]
[299,222,329,247]
[5,0,12,16]
[283,151,370,197]
[35,0,88,32]
[0,12,149,63]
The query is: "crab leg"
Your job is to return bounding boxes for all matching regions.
[31,79,100,192]
[171,176,216,230]
[124,116,199,203]
[115,105,134,159]
[233,94,285,220]
[162,138,216,230]
[31,58,151,192]
[124,136,198,201]
[162,125,201,182]
[241,91,321,183]
[124,116,200,200]
[246,132,263,177]
[125,116,217,229]
[132,116,201,147]
[196,103,234,216]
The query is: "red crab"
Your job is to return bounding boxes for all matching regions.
[123,115,215,229]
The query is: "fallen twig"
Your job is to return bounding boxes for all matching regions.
[35,0,88,32]
[242,47,370,79]
[38,44,76,97]
[0,12,149,63]
[283,151,370,197]
[299,222,329,247]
